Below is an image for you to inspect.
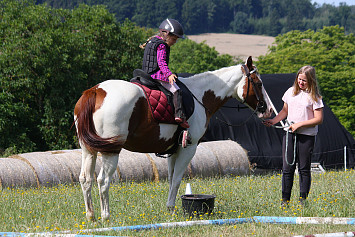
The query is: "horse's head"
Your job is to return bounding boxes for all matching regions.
[237,56,273,118]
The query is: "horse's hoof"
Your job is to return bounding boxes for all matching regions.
[86,215,96,222]
[101,214,110,222]
[167,206,175,212]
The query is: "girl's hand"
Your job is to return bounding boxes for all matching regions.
[289,122,302,132]
[262,119,274,127]
[168,74,177,85]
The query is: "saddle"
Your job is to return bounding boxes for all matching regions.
[130,69,194,125]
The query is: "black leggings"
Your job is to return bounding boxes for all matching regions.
[282,133,315,201]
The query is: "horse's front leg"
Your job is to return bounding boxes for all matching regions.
[97,152,119,221]
[166,145,197,209]
[79,146,97,221]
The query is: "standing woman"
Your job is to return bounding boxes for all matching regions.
[263,66,324,206]
[140,18,189,129]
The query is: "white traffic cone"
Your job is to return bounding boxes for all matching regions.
[185,183,192,194]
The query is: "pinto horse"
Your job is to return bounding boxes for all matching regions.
[74,56,273,221]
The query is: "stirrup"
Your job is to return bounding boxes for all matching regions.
[181,130,191,148]
[175,117,190,128]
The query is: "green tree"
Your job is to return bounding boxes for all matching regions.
[230,12,252,34]
[257,26,355,136]
[0,0,151,155]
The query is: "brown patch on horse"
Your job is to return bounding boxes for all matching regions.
[75,85,123,153]
[94,87,106,111]
[74,85,106,115]
[123,96,178,153]
[241,65,265,111]
[202,90,230,127]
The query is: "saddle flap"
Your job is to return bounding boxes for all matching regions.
[130,71,195,122]
[175,78,194,120]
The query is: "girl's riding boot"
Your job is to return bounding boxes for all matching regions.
[173,90,189,128]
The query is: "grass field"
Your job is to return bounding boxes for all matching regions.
[0,169,354,236]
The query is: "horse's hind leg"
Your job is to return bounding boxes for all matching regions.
[79,146,97,221]
[97,152,120,221]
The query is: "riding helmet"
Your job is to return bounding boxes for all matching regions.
[159,18,185,39]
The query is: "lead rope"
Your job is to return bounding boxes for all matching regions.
[262,91,297,166]
[285,125,297,166]
[265,117,297,167]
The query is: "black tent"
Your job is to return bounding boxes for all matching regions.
[202,74,355,170]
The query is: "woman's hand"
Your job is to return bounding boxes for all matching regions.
[168,74,177,85]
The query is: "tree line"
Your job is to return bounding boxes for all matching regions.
[35,0,355,36]
[0,0,353,157]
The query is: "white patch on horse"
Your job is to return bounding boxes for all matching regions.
[159,124,178,140]
[94,80,144,139]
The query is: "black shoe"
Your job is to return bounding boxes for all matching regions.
[281,200,289,208]
[298,197,307,206]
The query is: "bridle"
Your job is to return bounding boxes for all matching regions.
[213,65,267,127]
[185,65,268,127]
[241,65,266,114]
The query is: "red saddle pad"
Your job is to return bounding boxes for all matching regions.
[133,83,175,124]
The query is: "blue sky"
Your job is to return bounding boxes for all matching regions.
[311,0,355,6]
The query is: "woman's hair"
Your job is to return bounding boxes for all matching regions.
[293,65,322,102]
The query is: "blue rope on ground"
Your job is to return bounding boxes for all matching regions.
[0,216,354,236]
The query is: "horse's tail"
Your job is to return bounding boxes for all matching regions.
[74,86,124,153]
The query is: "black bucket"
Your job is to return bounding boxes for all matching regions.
[181,194,216,216]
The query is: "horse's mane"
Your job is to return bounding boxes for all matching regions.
[179,65,240,81]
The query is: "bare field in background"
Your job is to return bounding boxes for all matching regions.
[187,33,275,60]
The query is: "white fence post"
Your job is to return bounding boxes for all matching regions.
[344,146,347,171]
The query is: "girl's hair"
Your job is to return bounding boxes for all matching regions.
[139,35,156,49]
[293,65,322,102]
[139,30,170,49]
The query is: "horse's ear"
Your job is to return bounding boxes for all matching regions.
[246,56,253,70]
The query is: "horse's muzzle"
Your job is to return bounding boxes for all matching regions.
[257,100,267,113]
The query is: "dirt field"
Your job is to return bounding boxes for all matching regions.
[187,33,275,60]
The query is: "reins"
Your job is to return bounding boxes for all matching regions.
[215,106,259,127]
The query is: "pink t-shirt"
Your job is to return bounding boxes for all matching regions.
[282,87,324,136]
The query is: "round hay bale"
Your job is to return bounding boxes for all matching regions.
[147,153,169,181]
[116,149,153,182]
[50,150,83,183]
[203,140,250,176]
[15,151,81,186]
[189,144,221,177]
[0,157,38,188]
[0,140,250,188]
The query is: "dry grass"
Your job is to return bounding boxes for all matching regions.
[187,33,275,60]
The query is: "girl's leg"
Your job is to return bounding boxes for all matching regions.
[297,134,315,200]
[159,81,189,128]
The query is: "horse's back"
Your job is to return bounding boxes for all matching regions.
[99,79,144,99]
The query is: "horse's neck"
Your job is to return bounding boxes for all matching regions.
[184,65,243,114]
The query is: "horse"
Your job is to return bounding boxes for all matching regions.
[74,56,273,221]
